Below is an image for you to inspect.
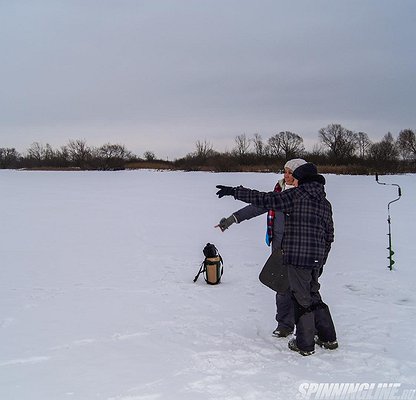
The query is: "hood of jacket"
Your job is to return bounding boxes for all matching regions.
[299,180,327,201]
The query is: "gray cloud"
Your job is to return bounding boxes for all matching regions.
[1,0,415,158]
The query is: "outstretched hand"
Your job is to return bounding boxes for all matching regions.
[215,215,236,231]
[216,185,235,198]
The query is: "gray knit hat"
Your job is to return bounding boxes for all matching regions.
[284,158,307,172]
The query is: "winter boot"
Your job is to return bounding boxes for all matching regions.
[288,338,315,356]
[315,337,339,350]
[272,327,293,338]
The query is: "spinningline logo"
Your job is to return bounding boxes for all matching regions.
[298,382,416,400]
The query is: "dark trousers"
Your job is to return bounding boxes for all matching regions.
[259,248,295,330]
[287,265,337,352]
[275,291,294,331]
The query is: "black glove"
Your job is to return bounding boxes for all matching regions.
[216,185,236,198]
[216,215,237,231]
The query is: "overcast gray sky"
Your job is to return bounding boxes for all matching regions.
[1,0,415,159]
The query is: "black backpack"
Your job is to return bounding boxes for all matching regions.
[193,243,223,285]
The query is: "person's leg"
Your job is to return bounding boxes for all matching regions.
[274,290,295,335]
[287,266,315,353]
[310,268,337,345]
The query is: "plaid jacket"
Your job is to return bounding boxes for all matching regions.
[232,179,286,251]
[234,182,334,268]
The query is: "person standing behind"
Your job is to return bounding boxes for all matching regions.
[215,163,337,356]
[215,159,307,338]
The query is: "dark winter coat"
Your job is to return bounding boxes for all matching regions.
[233,181,334,268]
[233,179,286,252]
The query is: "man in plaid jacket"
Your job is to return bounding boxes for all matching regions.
[216,162,337,356]
[215,159,308,339]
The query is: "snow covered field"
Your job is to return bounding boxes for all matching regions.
[0,169,415,400]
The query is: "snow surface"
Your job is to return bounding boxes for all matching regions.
[0,170,415,400]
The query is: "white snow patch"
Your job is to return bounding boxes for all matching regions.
[0,170,415,399]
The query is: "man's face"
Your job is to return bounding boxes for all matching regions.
[284,167,295,185]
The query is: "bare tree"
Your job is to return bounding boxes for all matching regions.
[252,133,265,157]
[97,143,132,160]
[95,143,132,170]
[26,142,60,167]
[319,124,358,161]
[195,139,214,158]
[310,143,326,157]
[234,134,251,157]
[0,148,20,168]
[27,142,47,163]
[356,132,372,159]
[369,132,399,162]
[143,151,156,161]
[397,129,416,160]
[58,146,70,163]
[278,131,305,159]
[267,134,282,157]
[66,139,92,168]
[266,131,304,159]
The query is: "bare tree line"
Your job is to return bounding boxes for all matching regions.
[177,124,416,173]
[188,126,415,160]
[0,139,156,170]
[1,124,416,172]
